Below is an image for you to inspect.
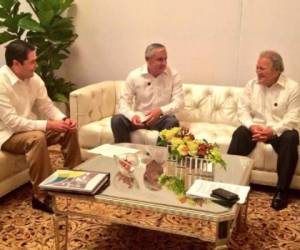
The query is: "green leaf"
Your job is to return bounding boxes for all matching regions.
[0,31,16,44]
[19,16,45,32]
[3,15,19,33]
[49,29,75,42]
[11,1,19,15]
[37,9,54,26]
[53,93,68,103]
[0,0,16,11]
[0,7,8,18]
[50,17,73,30]
[58,0,73,15]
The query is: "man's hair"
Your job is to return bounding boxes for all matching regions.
[5,40,35,67]
[259,50,284,72]
[145,43,165,59]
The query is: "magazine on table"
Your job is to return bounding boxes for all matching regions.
[186,179,250,204]
[39,169,110,195]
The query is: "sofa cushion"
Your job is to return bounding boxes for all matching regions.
[78,117,114,148]
[0,152,28,181]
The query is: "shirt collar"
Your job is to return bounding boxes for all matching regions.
[276,74,286,88]
[141,64,168,77]
[255,73,286,88]
[4,65,20,86]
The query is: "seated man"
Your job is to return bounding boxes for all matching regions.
[228,50,300,210]
[0,40,82,213]
[111,43,183,143]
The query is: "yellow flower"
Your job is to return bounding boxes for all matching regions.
[170,137,184,147]
[177,144,189,156]
[161,127,181,142]
[186,141,199,156]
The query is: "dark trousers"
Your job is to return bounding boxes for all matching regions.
[228,126,299,191]
[111,114,179,143]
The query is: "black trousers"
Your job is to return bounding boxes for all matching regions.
[228,126,299,191]
[111,114,179,143]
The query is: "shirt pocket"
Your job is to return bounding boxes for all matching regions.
[271,100,287,118]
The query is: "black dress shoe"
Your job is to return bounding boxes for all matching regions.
[271,191,288,211]
[32,196,53,214]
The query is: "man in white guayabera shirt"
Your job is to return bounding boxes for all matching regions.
[228,50,300,211]
[111,43,184,143]
[0,40,82,213]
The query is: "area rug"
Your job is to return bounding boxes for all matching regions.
[0,148,299,250]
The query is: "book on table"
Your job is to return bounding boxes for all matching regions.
[39,169,110,195]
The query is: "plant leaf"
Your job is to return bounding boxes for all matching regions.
[0,7,8,18]
[0,31,16,44]
[58,0,74,15]
[53,93,68,103]
[37,9,54,26]
[19,16,45,32]
[0,0,16,11]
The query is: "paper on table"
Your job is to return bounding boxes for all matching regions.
[87,144,139,157]
[186,179,250,204]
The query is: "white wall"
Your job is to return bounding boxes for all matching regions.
[1,0,300,88]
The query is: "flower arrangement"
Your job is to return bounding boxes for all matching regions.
[157,127,226,167]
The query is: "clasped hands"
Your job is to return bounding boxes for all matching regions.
[131,108,162,127]
[46,118,77,132]
[250,125,274,142]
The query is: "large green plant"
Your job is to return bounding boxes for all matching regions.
[0,0,77,103]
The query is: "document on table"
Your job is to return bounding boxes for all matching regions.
[87,144,139,157]
[186,179,250,204]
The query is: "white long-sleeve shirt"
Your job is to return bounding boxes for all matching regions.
[238,74,300,135]
[0,65,65,148]
[119,65,184,120]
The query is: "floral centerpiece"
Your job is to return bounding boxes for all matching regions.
[157,127,226,167]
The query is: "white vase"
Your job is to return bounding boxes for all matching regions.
[168,153,215,180]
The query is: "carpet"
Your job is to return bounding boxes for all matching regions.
[0,148,299,250]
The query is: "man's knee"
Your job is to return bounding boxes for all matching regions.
[29,131,47,143]
[111,114,127,128]
[280,130,299,146]
[26,131,47,149]
[164,115,179,128]
[232,126,250,138]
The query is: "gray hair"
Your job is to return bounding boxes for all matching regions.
[145,43,165,59]
[259,50,284,72]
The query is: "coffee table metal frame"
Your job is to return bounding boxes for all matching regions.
[52,146,252,250]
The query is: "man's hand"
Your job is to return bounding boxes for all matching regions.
[131,115,145,127]
[250,125,273,142]
[145,107,162,126]
[46,120,70,132]
[46,118,77,132]
[63,118,77,131]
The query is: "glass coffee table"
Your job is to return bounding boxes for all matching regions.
[52,143,253,250]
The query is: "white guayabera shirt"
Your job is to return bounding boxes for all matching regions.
[238,74,300,136]
[0,65,65,148]
[119,64,184,121]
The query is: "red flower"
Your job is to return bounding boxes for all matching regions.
[197,144,207,157]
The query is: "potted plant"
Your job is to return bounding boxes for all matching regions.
[0,0,78,104]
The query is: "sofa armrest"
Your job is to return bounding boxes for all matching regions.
[70,81,117,128]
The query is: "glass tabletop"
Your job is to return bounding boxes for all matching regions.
[76,143,253,218]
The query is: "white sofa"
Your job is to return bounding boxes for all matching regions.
[70,81,300,189]
[0,152,29,197]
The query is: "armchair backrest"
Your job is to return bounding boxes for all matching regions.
[70,81,117,128]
